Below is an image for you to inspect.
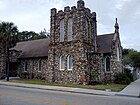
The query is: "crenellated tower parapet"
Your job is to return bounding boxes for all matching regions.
[50,0,97,49]
[47,0,98,83]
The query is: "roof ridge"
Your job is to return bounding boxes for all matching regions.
[97,33,115,36]
[17,38,50,43]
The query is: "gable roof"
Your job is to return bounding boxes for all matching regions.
[11,33,117,58]
[11,38,50,58]
[97,33,115,53]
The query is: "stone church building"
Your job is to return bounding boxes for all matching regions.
[0,0,123,84]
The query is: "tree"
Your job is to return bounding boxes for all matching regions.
[17,31,38,41]
[122,48,136,56]
[39,28,50,38]
[0,21,18,81]
[123,48,140,69]
[17,29,49,42]
[122,48,137,68]
[128,52,140,69]
[122,48,140,80]
[0,22,18,47]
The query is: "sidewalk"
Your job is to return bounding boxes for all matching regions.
[0,81,116,96]
[0,80,140,98]
[116,78,140,98]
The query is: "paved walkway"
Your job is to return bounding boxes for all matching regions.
[0,81,116,96]
[0,79,140,98]
[116,78,140,97]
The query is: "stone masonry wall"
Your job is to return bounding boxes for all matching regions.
[18,58,47,80]
[47,0,98,83]
[0,41,6,79]
[110,35,123,79]
[100,35,123,82]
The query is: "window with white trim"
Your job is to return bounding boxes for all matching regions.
[38,60,41,72]
[67,18,73,41]
[24,61,27,72]
[105,57,110,72]
[117,46,120,61]
[67,55,73,70]
[60,55,64,70]
[60,19,64,42]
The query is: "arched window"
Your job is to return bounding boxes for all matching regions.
[67,55,73,70]
[60,55,64,70]
[24,61,27,72]
[38,60,41,72]
[117,46,120,61]
[60,19,64,42]
[85,20,89,41]
[105,56,110,72]
[67,18,73,41]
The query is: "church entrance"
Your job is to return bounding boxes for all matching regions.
[9,62,18,77]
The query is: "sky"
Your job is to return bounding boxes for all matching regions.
[0,0,140,51]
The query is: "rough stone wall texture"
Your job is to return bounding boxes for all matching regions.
[99,57,122,82]
[110,35,123,79]
[18,58,47,80]
[0,42,6,79]
[47,0,98,83]
[100,35,123,82]
[9,50,20,62]
[0,42,21,78]
[0,0,123,84]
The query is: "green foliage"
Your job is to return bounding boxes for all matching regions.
[85,70,99,79]
[10,79,127,92]
[39,28,50,38]
[0,22,49,43]
[123,48,136,67]
[17,31,47,42]
[114,72,131,84]
[85,70,100,85]
[124,68,133,82]
[114,67,134,84]
[10,79,46,85]
[17,29,49,42]
[123,48,140,70]
[122,48,136,56]
[114,69,133,85]
[128,52,140,69]
[0,21,18,48]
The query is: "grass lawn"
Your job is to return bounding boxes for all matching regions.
[9,79,127,92]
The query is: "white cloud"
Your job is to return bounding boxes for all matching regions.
[11,12,40,22]
[115,0,130,10]
[0,0,140,51]
[122,44,140,51]
[0,0,66,32]
[97,23,113,35]
[0,0,6,11]
[116,0,140,23]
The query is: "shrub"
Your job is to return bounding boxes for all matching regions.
[85,70,100,85]
[114,72,132,84]
[124,68,133,82]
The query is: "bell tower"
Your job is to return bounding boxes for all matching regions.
[47,0,97,83]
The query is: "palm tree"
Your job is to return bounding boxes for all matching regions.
[0,22,18,81]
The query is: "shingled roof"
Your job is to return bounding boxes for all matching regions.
[11,33,116,58]
[11,38,50,58]
[97,33,115,53]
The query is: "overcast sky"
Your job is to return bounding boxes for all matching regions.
[0,0,140,51]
